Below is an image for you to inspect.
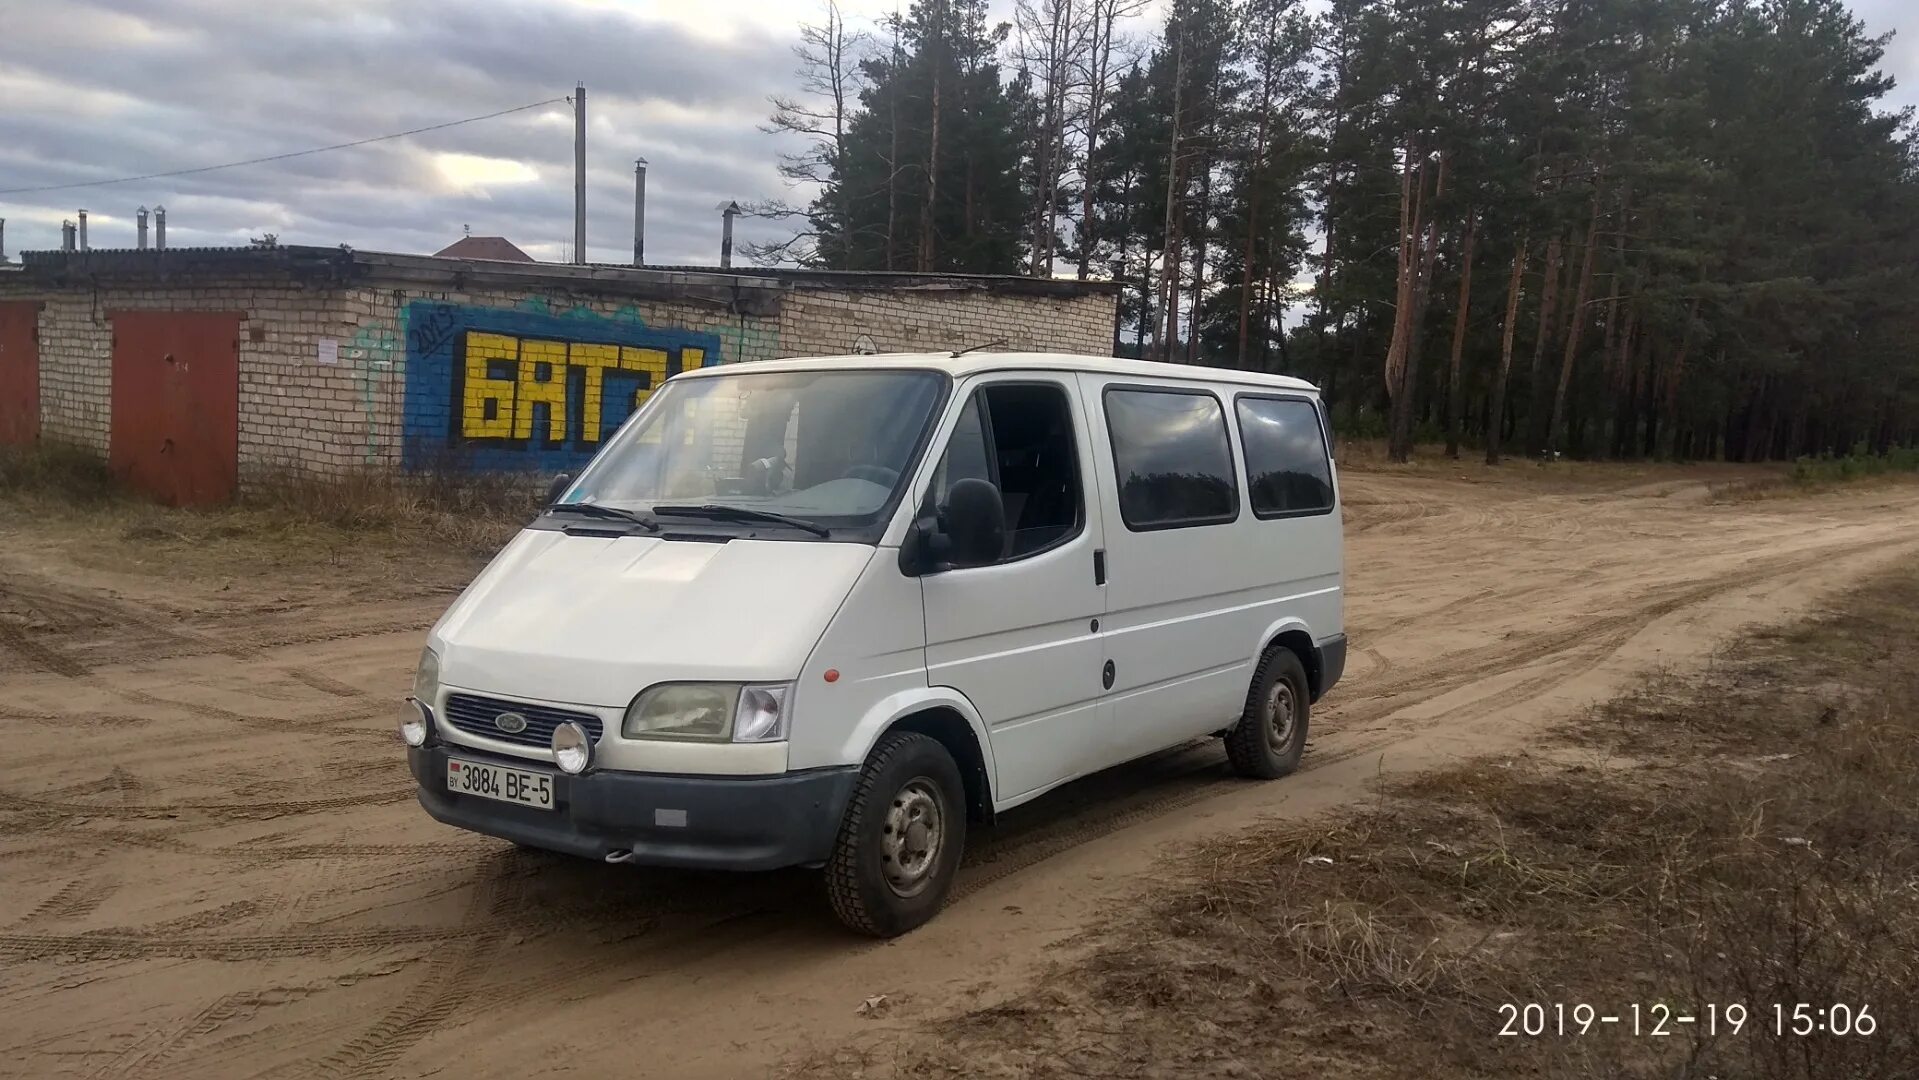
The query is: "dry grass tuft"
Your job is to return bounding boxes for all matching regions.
[0,441,119,501]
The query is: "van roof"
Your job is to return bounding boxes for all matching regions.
[681,351,1320,394]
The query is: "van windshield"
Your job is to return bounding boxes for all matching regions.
[561,368,946,534]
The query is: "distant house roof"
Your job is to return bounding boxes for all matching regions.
[432,235,534,262]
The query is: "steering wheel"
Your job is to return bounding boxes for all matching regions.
[845,464,900,486]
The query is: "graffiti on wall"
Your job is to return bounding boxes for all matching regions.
[401,301,723,470]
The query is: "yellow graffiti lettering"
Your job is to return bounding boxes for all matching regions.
[461,333,518,440]
[450,329,713,446]
[570,343,621,442]
[513,339,568,443]
[621,346,670,410]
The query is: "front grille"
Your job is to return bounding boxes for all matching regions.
[443,693,605,750]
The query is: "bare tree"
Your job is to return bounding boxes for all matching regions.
[920,0,947,271]
[1154,18,1186,360]
[1071,0,1145,280]
[1015,0,1103,277]
[762,1,871,266]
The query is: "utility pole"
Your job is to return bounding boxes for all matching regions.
[573,83,587,264]
[633,158,647,267]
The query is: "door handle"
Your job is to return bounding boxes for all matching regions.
[1093,548,1106,586]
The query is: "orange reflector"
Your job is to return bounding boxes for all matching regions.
[823,669,841,683]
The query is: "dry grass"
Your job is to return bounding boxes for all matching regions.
[0,443,538,586]
[788,568,1919,1080]
[1333,437,1788,493]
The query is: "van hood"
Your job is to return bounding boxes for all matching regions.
[430,530,878,707]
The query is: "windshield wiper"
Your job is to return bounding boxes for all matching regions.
[649,504,831,538]
[546,502,660,532]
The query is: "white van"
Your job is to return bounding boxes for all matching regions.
[403,352,1344,936]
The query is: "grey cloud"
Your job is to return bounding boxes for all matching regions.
[0,0,810,264]
[6,0,1906,267]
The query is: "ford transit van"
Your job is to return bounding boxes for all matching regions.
[403,352,1345,936]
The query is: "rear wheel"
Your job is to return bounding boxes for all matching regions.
[825,731,966,937]
[1224,647,1310,779]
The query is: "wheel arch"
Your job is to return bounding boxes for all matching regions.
[841,689,996,825]
[1256,617,1323,700]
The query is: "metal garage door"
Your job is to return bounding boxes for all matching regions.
[0,301,37,445]
[110,311,241,506]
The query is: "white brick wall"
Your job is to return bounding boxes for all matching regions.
[2,268,1118,485]
[777,289,1114,359]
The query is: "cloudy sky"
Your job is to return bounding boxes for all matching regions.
[0,0,1912,267]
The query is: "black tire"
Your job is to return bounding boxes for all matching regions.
[1224,647,1310,779]
[825,731,967,937]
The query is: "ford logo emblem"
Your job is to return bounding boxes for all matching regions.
[494,711,528,734]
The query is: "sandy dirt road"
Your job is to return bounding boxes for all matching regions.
[1,472,1915,1079]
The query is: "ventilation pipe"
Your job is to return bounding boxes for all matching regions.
[719,201,739,270]
[61,220,76,252]
[77,209,88,251]
[137,206,150,250]
[633,158,647,267]
[0,218,7,263]
[154,205,167,251]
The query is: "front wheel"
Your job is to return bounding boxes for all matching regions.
[824,731,966,937]
[1224,647,1310,779]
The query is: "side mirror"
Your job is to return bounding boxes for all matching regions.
[940,478,1005,567]
[544,472,573,506]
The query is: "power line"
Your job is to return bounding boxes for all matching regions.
[0,97,572,196]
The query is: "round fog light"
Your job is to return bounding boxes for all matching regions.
[400,699,430,748]
[552,721,592,775]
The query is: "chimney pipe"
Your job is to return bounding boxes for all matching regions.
[77,209,88,251]
[137,206,150,250]
[0,217,7,264]
[154,205,167,251]
[720,201,739,270]
[633,158,647,267]
[62,220,76,252]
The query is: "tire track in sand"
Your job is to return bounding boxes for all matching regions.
[270,851,521,1080]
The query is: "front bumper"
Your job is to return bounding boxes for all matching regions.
[409,744,858,871]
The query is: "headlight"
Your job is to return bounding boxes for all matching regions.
[623,683,736,740]
[622,683,792,742]
[552,721,592,775]
[413,647,441,708]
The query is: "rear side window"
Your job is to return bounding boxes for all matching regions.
[1236,396,1335,516]
[1103,388,1238,530]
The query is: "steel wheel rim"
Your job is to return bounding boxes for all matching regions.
[880,777,945,898]
[1266,679,1298,753]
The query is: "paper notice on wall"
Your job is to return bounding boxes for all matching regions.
[317,338,339,365]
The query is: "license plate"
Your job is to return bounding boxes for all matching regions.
[446,758,554,810]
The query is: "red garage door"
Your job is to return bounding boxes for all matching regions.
[110,311,241,506]
[0,301,38,445]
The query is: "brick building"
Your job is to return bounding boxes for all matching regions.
[0,246,1119,504]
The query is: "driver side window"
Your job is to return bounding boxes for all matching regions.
[929,382,1083,562]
